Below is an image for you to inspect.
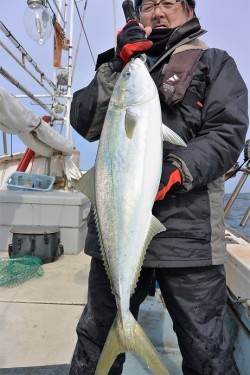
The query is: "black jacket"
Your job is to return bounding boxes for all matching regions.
[70,18,248,268]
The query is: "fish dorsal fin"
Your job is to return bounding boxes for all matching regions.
[71,166,96,204]
[162,123,187,146]
[146,215,166,248]
[132,215,165,295]
[125,109,137,139]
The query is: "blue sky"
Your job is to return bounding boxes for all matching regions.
[1,0,249,193]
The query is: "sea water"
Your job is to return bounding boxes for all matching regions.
[224,193,250,238]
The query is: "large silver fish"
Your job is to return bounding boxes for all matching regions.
[73,57,186,375]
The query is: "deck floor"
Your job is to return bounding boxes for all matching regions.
[0,252,182,375]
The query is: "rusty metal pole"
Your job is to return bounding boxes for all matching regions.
[240,206,250,227]
[224,161,250,218]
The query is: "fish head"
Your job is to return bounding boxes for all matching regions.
[110,57,157,109]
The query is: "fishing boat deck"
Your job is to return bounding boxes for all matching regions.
[0,251,183,375]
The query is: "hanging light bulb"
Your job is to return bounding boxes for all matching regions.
[23,0,52,45]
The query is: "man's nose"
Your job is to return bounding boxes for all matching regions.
[153,6,165,19]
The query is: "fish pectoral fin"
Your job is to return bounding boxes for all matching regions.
[71,166,96,204]
[162,123,187,146]
[95,312,170,375]
[125,109,137,139]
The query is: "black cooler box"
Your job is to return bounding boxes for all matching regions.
[9,225,64,263]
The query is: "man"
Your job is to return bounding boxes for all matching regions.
[69,1,248,374]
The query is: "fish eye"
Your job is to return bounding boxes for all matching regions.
[124,71,131,78]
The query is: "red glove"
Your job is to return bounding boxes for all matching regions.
[155,163,182,201]
[116,20,153,64]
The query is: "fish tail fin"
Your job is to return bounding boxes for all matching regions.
[95,311,169,375]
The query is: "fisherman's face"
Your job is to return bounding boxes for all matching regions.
[139,0,194,29]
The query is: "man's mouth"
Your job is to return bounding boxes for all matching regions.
[153,24,168,29]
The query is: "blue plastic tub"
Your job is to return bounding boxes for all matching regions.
[6,172,55,192]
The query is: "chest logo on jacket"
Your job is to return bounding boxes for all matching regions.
[162,73,180,93]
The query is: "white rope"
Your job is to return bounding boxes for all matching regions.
[113,0,117,47]
[71,0,89,83]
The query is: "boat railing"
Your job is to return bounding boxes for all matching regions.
[0,21,57,89]
[0,2,75,157]
[0,21,64,120]
[224,139,250,229]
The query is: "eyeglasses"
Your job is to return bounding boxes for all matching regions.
[138,0,183,14]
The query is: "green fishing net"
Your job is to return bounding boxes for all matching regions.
[0,255,44,288]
